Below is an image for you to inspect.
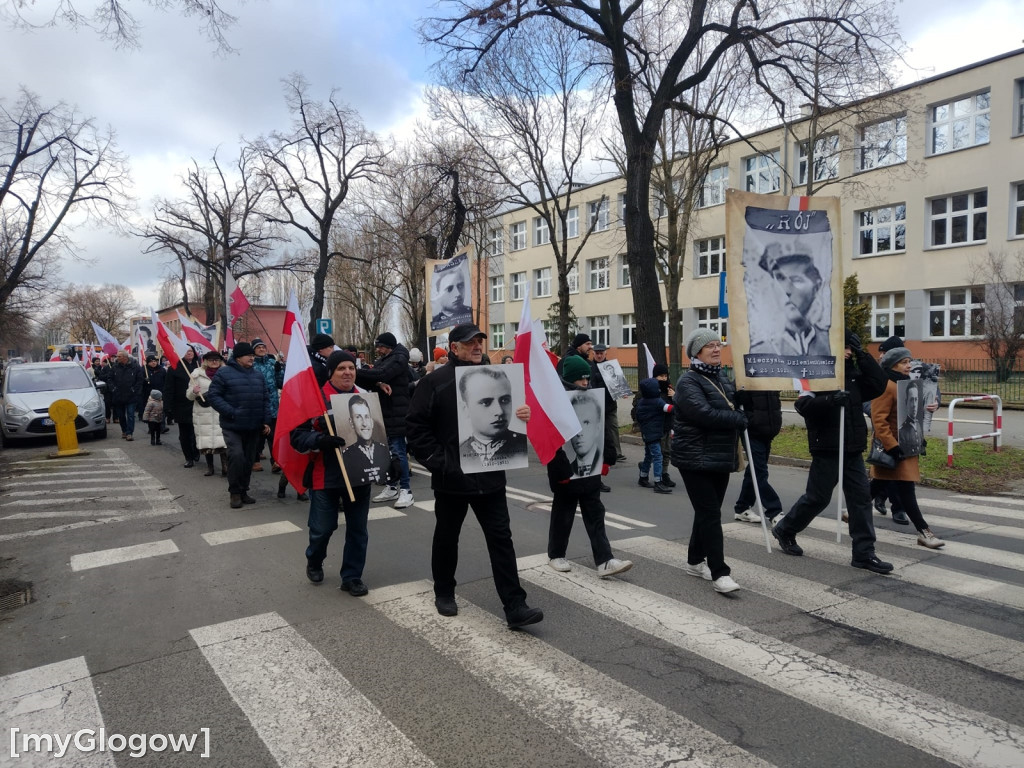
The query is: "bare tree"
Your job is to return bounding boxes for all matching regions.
[1,88,131,330]
[970,250,1024,383]
[54,282,139,340]
[424,0,903,373]
[326,227,401,349]
[251,75,386,339]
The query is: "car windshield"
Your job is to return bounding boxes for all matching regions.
[6,366,92,394]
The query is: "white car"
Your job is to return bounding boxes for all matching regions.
[1,361,107,447]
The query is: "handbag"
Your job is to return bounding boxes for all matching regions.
[866,435,896,469]
[708,377,747,474]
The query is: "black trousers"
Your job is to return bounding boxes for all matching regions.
[885,480,930,531]
[223,428,261,495]
[432,490,527,612]
[678,470,731,579]
[177,420,198,462]
[547,481,613,566]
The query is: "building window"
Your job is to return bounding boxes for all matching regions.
[488,227,504,256]
[621,313,636,346]
[489,275,504,303]
[588,315,610,347]
[695,236,725,277]
[618,192,627,226]
[743,151,780,194]
[929,90,990,155]
[699,165,728,208]
[619,254,631,287]
[928,190,987,247]
[510,271,527,301]
[857,115,906,171]
[565,207,579,239]
[567,263,579,294]
[510,221,526,251]
[587,257,609,291]
[664,311,683,346]
[533,216,550,247]
[696,307,727,342]
[588,199,609,232]
[534,267,552,298]
[869,293,905,340]
[797,135,839,185]
[1013,182,1024,238]
[929,287,984,338]
[490,323,505,348]
[857,203,906,257]
[1016,79,1024,136]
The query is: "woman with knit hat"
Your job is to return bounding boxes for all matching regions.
[871,346,944,549]
[670,328,748,594]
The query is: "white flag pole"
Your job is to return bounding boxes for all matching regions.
[744,428,772,553]
[836,405,846,543]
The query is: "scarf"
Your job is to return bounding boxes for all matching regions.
[691,359,721,376]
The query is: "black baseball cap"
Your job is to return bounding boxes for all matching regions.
[449,324,487,344]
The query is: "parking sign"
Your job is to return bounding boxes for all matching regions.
[315,318,333,335]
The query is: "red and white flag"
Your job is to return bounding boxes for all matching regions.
[282,290,303,340]
[176,310,217,352]
[120,335,132,352]
[642,343,657,379]
[152,311,191,369]
[136,330,147,366]
[512,288,581,465]
[49,349,61,362]
[90,321,121,357]
[80,342,92,368]
[273,320,329,494]
[225,269,250,349]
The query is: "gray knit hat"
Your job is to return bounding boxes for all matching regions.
[686,328,720,359]
[880,346,912,370]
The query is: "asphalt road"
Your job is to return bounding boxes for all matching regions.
[1,430,1022,768]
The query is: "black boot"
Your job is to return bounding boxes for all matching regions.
[204,455,215,477]
[660,473,676,488]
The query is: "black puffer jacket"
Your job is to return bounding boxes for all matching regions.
[141,364,167,403]
[207,358,273,432]
[796,348,888,454]
[406,356,506,496]
[670,368,748,472]
[635,378,672,444]
[163,357,199,424]
[108,359,144,406]
[355,343,411,438]
[734,390,782,442]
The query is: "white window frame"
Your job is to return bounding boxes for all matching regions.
[619,254,631,287]
[928,287,985,339]
[618,192,627,227]
[587,257,609,291]
[588,315,610,347]
[927,189,988,248]
[868,293,905,341]
[857,115,907,171]
[534,267,552,298]
[1012,181,1024,239]
[488,227,504,256]
[695,236,725,278]
[664,311,683,346]
[928,90,991,155]
[510,221,527,251]
[696,307,727,343]
[567,263,579,294]
[699,165,727,209]
[797,135,839,185]
[541,320,556,348]
[533,216,550,247]
[743,151,780,194]
[1016,79,1024,137]
[856,203,907,257]
[490,323,505,348]
[588,199,609,232]
[489,275,505,303]
[510,271,527,301]
[620,313,636,346]
[565,207,579,239]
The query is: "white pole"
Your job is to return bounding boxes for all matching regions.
[836,405,846,544]
[744,428,772,553]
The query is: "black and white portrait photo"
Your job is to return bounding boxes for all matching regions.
[330,392,390,486]
[896,379,925,458]
[455,364,529,474]
[596,359,632,400]
[910,360,941,433]
[131,320,158,358]
[565,389,605,479]
[428,251,473,332]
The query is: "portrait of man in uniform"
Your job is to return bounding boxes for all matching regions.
[331,393,390,486]
[429,252,473,332]
[566,390,604,478]
[749,243,831,357]
[455,365,528,473]
[897,379,924,457]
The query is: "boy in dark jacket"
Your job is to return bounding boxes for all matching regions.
[546,355,631,578]
[635,377,673,494]
[732,390,783,523]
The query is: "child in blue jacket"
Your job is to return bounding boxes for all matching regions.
[636,377,673,493]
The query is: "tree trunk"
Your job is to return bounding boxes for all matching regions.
[623,150,664,378]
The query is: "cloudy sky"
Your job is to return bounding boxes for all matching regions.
[2,0,1021,315]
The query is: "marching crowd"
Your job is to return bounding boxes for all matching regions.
[92,321,943,630]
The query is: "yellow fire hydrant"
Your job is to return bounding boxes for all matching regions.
[47,399,90,459]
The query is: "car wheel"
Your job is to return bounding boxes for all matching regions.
[0,430,8,449]
[93,425,108,440]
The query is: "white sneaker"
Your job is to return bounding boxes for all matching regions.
[734,509,762,523]
[597,558,633,578]
[682,561,713,581]
[373,486,399,503]
[394,489,414,509]
[548,557,572,572]
[713,575,741,593]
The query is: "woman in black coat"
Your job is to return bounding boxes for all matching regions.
[163,347,201,467]
[671,329,748,594]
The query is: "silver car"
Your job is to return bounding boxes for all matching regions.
[1,361,108,447]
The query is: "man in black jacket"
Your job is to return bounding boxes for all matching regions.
[406,324,543,629]
[733,390,783,523]
[772,331,894,573]
[109,350,144,440]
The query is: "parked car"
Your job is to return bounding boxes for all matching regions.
[0,361,107,447]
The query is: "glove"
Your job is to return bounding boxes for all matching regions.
[885,445,903,461]
[920,440,927,457]
[601,463,610,476]
[735,412,748,430]
[316,434,346,451]
[844,331,863,354]
[832,390,850,407]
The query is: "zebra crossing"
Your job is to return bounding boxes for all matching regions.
[3,492,1022,767]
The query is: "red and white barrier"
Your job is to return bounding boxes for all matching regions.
[946,395,1002,467]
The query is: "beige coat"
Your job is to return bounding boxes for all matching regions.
[870,379,920,482]
[187,367,226,452]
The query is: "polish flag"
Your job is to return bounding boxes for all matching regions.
[49,349,61,362]
[120,335,132,352]
[282,290,303,339]
[176,310,217,352]
[136,330,147,366]
[91,321,121,357]
[81,342,92,368]
[225,269,250,349]
[152,311,191,369]
[512,287,581,464]
[273,320,329,494]
[642,343,657,379]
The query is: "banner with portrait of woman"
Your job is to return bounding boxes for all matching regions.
[725,190,844,391]
[426,248,473,333]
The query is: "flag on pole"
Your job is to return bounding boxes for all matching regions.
[49,348,61,362]
[120,335,132,352]
[136,330,147,366]
[90,321,121,357]
[283,290,302,339]
[225,269,250,349]
[274,320,329,494]
[642,343,657,379]
[80,342,91,368]
[512,287,581,465]
[152,311,191,369]
[176,310,217,352]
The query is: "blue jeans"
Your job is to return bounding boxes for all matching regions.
[639,441,663,479]
[389,436,410,491]
[306,484,372,582]
[734,436,782,516]
[113,403,135,436]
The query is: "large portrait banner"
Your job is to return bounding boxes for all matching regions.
[130,318,158,358]
[330,392,390,486]
[726,190,844,391]
[454,363,529,474]
[896,379,925,458]
[596,359,632,400]
[565,389,605,479]
[426,248,473,333]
